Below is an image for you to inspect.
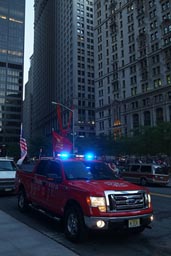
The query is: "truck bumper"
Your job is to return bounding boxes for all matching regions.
[84,213,153,231]
[0,184,15,192]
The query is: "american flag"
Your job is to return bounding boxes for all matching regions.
[20,133,27,155]
[17,124,27,165]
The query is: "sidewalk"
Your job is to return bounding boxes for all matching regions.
[0,210,79,256]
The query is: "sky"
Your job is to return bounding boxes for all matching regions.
[24,0,34,85]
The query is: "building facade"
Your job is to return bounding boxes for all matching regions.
[0,0,25,152]
[32,0,95,145]
[94,0,171,137]
[23,55,33,153]
[26,0,171,155]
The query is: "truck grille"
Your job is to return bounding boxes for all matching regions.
[0,179,15,187]
[105,190,147,212]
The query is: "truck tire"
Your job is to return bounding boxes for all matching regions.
[18,188,29,212]
[64,205,88,243]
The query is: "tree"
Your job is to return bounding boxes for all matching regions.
[29,135,52,158]
[116,122,171,156]
[4,143,20,161]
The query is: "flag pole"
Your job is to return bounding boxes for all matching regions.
[17,123,27,166]
[52,101,75,153]
[52,128,55,158]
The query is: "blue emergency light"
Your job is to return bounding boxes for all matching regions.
[57,152,70,159]
[57,152,95,160]
[84,153,94,160]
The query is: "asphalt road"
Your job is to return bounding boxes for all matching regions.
[0,183,171,256]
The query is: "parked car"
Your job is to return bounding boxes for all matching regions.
[120,163,170,186]
[0,157,19,193]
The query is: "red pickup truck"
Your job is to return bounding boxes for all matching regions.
[15,155,153,242]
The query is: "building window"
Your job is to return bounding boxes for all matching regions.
[144,111,151,126]
[99,121,104,131]
[167,75,171,84]
[154,78,162,88]
[131,87,137,96]
[156,108,163,124]
[169,106,171,121]
[168,91,171,100]
[132,114,139,132]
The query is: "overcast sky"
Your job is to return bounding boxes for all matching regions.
[24,0,34,84]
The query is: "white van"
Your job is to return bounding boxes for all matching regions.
[0,157,18,192]
[121,163,170,186]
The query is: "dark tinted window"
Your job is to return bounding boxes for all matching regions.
[141,165,152,173]
[63,161,90,180]
[36,160,49,176]
[154,165,169,175]
[62,161,117,180]
[47,161,62,178]
[84,161,117,180]
[130,165,140,172]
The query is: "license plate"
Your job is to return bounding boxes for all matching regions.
[128,218,140,228]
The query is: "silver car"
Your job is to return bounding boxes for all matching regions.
[0,157,18,192]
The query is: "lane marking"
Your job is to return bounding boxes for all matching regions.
[151,192,171,198]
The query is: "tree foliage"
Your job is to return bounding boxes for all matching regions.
[24,122,171,158]
[115,122,171,156]
[76,122,171,157]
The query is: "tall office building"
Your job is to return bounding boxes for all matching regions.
[32,0,95,144]
[23,55,33,150]
[0,0,25,151]
[94,0,171,137]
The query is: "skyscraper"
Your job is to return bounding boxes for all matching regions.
[32,0,95,145]
[0,0,25,153]
[28,0,171,155]
[94,0,171,137]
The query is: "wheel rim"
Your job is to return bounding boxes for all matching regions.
[19,193,24,209]
[67,212,78,236]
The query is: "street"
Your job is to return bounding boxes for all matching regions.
[0,183,171,256]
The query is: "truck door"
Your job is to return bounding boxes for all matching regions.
[30,160,49,206]
[45,161,64,213]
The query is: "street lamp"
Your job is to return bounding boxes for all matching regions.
[51,101,75,153]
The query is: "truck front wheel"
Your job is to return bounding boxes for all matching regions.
[18,188,29,212]
[64,205,88,243]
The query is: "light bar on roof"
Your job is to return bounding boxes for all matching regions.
[84,153,94,160]
[57,152,70,159]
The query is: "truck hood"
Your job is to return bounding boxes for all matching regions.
[67,179,146,195]
[0,171,16,179]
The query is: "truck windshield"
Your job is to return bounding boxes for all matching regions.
[63,161,117,180]
[0,161,17,171]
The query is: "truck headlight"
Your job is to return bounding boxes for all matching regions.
[148,194,151,203]
[87,196,106,212]
[145,192,151,207]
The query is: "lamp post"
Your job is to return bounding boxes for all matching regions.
[51,101,75,153]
